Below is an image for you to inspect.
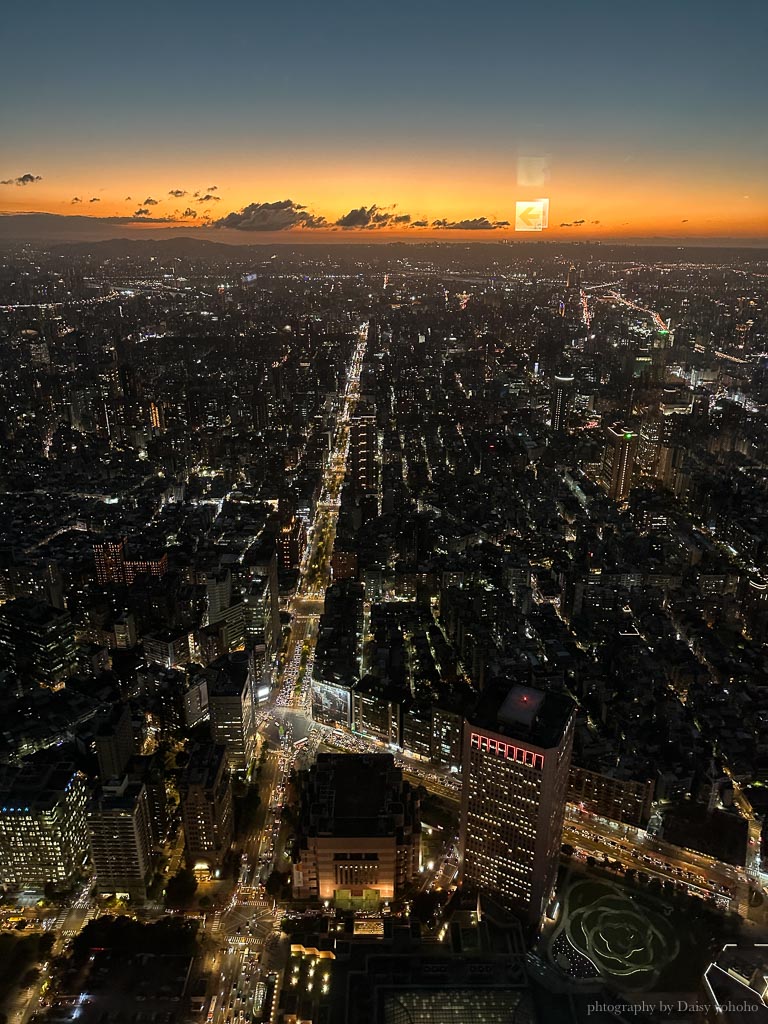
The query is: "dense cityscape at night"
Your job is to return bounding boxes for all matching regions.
[2,1,768,1023]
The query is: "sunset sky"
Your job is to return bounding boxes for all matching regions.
[1,0,766,243]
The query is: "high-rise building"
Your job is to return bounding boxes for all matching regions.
[459,684,575,930]
[179,742,233,873]
[637,416,674,478]
[143,629,191,669]
[126,753,168,846]
[600,424,638,501]
[247,552,280,656]
[93,536,168,586]
[93,536,127,586]
[550,374,575,434]
[205,568,232,624]
[278,516,307,573]
[0,763,89,888]
[292,754,421,903]
[0,597,77,688]
[349,401,378,495]
[206,651,257,772]
[88,778,154,899]
[244,575,276,653]
[94,702,135,782]
[566,264,580,290]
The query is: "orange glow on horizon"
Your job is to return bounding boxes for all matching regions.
[1,154,766,242]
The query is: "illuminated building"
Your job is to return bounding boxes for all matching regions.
[179,742,233,873]
[637,416,664,476]
[198,602,246,662]
[566,264,580,290]
[292,754,421,904]
[93,536,168,586]
[247,553,280,656]
[550,374,575,434]
[205,568,232,624]
[143,629,191,669]
[88,778,153,899]
[459,685,575,929]
[112,611,138,649]
[244,575,275,655]
[349,401,378,495]
[600,424,638,501]
[0,763,88,888]
[278,515,308,572]
[568,765,655,827]
[94,537,128,585]
[0,596,77,688]
[148,399,166,433]
[206,651,257,771]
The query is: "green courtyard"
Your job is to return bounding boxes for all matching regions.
[547,875,724,993]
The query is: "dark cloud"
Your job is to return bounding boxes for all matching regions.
[89,197,101,203]
[431,217,509,230]
[1,173,42,186]
[124,196,132,201]
[182,207,197,218]
[681,218,689,223]
[335,205,413,229]
[168,189,187,197]
[336,205,376,228]
[411,220,429,228]
[196,193,221,203]
[213,199,326,231]
[559,220,586,228]
[206,185,218,191]
[71,197,82,204]
[133,207,150,217]
[143,197,160,205]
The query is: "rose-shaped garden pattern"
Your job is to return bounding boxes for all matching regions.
[549,879,680,992]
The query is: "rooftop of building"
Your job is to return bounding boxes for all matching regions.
[180,742,227,789]
[302,753,408,838]
[205,650,251,696]
[472,683,575,751]
[0,761,81,810]
[0,596,69,627]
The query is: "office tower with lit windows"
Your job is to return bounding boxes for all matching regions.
[0,596,77,688]
[248,551,280,656]
[550,374,575,434]
[350,401,378,496]
[206,651,257,771]
[88,778,154,899]
[0,763,89,888]
[459,685,575,930]
[566,264,580,290]
[637,415,674,478]
[600,424,638,501]
[179,742,233,873]
[278,515,308,572]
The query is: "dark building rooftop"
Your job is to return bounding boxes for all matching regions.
[471,683,575,750]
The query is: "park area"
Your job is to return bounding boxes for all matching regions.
[546,875,729,994]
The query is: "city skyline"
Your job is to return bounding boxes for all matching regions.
[1,0,766,244]
[4,2,768,1020]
